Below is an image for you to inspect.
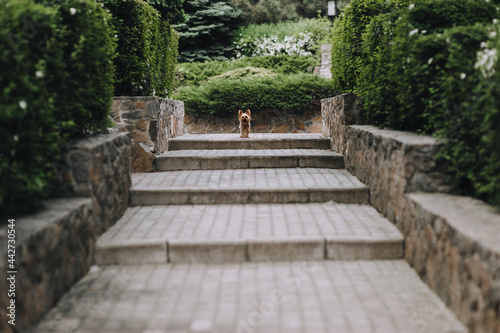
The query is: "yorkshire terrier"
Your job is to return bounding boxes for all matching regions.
[238,109,251,138]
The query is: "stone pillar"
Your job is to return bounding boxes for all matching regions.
[110,97,184,172]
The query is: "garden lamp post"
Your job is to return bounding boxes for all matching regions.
[328,0,337,19]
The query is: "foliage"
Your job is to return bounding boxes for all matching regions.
[234,17,332,58]
[358,0,497,130]
[330,0,500,206]
[175,55,317,88]
[0,0,116,216]
[210,67,277,80]
[174,73,334,116]
[175,0,242,62]
[225,0,327,24]
[330,0,398,92]
[104,0,178,97]
[145,0,187,23]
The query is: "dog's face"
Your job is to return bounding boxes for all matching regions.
[239,109,251,125]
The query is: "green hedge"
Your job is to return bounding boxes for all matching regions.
[175,55,318,88]
[0,0,116,217]
[104,0,178,97]
[330,0,500,207]
[174,73,334,116]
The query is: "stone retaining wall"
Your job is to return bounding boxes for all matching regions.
[0,133,131,333]
[184,106,323,135]
[322,94,500,333]
[111,97,184,172]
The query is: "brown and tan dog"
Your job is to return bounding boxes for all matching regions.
[238,109,251,138]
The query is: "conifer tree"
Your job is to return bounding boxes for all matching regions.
[175,0,242,62]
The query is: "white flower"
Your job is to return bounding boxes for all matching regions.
[494,19,498,24]
[114,34,118,38]
[480,41,488,49]
[19,100,27,110]
[460,73,466,79]
[409,29,419,36]
[490,31,497,38]
[406,57,411,63]
[475,48,498,78]
[13,135,19,142]
[35,71,44,78]
[421,30,427,34]
[409,4,415,10]
[427,58,433,65]
[69,7,77,15]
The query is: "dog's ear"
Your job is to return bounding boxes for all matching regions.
[246,109,251,117]
[238,110,242,121]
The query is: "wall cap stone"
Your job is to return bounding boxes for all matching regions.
[408,192,500,254]
[349,125,444,147]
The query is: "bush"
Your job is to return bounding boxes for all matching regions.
[358,0,497,130]
[174,0,241,62]
[331,0,500,207]
[330,0,396,92]
[235,17,332,58]
[175,55,318,88]
[226,0,327,24]
[174,73,334,116]
[104,0,178,97]
[0,0,116,217]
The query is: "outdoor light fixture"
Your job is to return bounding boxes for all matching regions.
[328,1,337,17]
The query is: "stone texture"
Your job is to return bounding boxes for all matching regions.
[321,93,500,333]
[155,149,344,171]
[35,261,466,333]
[130,143,154,173]
[184,107,323,134]
[401,193,500,333]
[0,133,132,333]
[110,97,184,172]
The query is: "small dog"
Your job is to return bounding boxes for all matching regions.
[238,109,251,138]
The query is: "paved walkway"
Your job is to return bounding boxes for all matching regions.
[35,134,466,333]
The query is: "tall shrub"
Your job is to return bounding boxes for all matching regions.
[104,0,179,96]
[0,0,116,216]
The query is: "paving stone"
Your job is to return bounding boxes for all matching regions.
[130,168,369,205]
[95,203,403,265]
[168,133,331,150]
[156,149,344,171]
[36,261,467,333]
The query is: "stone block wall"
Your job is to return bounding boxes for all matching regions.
[184,106,323,134]
[111,97,184,172]
[322,94,500,333]
[0,134,131,333]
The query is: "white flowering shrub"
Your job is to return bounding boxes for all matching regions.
[235,32,314,58]
[233,17,331,59]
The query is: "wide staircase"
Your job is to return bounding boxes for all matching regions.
[37,133,466,333]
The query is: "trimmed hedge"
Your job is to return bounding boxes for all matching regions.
[0,0,116,216]
[330,0,500,207]
[104,0,178,97]
[175,55,318,89]
[174,73,334,116]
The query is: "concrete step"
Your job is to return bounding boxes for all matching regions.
[95,203,403,265]
[130,168,369,205]
[37,260,467,333]
[155,149,344,171]
[168,133,331,150]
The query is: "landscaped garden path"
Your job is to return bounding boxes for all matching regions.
[36,134,466,333]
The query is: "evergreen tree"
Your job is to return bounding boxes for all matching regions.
[175,0,242,62]
[146,0,187,24]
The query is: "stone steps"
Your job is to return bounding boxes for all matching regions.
[130,168,369,205]
[37,261,467,333]
[168,133,331,150]
[95,203,404,265]
[155,149,344,171]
